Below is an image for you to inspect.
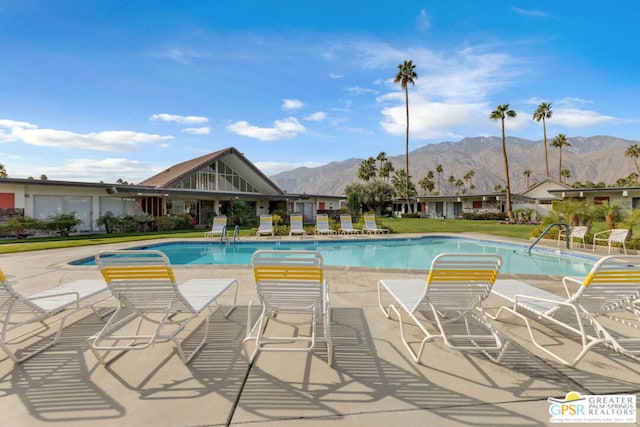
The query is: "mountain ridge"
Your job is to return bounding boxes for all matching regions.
[271,136,639,196]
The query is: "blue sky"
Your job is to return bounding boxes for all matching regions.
[1,1,639,183]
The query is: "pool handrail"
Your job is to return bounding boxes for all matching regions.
[529,223,570,254]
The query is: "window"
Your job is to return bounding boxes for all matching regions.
[594,196,610,205]
[171,160,257,193]
[0,193,14,209]
[33,195,92,231]
[472,200,483,209]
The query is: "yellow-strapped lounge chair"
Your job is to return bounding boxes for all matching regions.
[289,213,306,238]
[256,214,274,237]
[0,267,110,363]
[378,253,508,364]
[362,214,389,234]
[243,250,333,365]
[315,214,337,236]
[490,255,640,366]
[204,215,228,239]
[339,214,361,235]
[89,250,238,365]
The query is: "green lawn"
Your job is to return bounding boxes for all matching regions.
[0,219,538,254]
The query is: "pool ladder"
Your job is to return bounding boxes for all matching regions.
[219,225,240,245]
[528,223,570,255]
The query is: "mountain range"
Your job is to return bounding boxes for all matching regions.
[270,136,640,196]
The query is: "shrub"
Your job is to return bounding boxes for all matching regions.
[96,211,119,234]
[460,212,506,221]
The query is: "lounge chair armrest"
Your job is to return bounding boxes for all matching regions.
[26,291,81,303]
[562,276,583,297]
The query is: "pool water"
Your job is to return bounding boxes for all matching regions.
[72,236,597,276]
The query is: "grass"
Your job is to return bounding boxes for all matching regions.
[0,219,538,255]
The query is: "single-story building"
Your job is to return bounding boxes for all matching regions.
[0,147,343,232]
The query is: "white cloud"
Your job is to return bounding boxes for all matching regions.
[511,7,551,18]
[226,117,306,141]
[416,9,430,30]
[254,160,324,175]
[150,113,209,125]
[552,108,617,128]
[12,158,151,182]
[305,112,327,122]
[282,99,304,110]
[329,73,343,79]
[181,127,211,135]
[347,86,378,95]
[150,48,209,64]
[0,119,38,129]
[12,127,172,151]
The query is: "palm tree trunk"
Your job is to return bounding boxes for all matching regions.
[501,119,514,222]
[558,148,562,181]
[543,118,549,178]
[404,86,412,213]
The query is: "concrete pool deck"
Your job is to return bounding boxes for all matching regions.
[0,234,638,426]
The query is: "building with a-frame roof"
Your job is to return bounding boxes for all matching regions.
[0,147,343,232]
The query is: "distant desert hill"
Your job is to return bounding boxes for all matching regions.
[270,136,639,196]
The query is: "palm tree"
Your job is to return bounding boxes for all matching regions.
[463,170,475,192]
[448,175,456,194]
[357,157,377,181]
[418,176,435,195]
[394,60,417,212]
[490,104,517,223]
[533,102,553,178]
[550,133,571,181]
[0,163,7,178]
[435,164,443,193]
[379,160,394,181]
[375,151,388,171]
[523,169,532,188]
[560,168,572,184]
[625,144,640,174]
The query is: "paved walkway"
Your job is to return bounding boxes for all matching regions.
[0,236,638,426]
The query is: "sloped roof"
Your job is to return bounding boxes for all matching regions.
[138,147,284,195]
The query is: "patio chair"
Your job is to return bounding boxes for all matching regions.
[256,214,274,237]
[490,255,640,366]
[339,214,361,235]
[0,267,110,363]
[315,214,337,236]
[377,253,508,364]
[89,250,238,365]
[289,214,306,238]
[557,225,587,248]
[362,213,389,234]
[243,250,333,365]
[204,216,228,239]
[592,228,629,254]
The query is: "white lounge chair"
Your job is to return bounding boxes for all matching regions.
[339,214,361,235]
[490,255,640,366]
[362,214,389,234]
[289,214,306,238]
[204,216,228,239]
[592,228,629,254]
[0,267,111,363]
[89,250,238,365]
[243,250,333,365]
[256,214,274,237]
[557,225,587,248]
[315,214,337,236]
[377,253,508,364]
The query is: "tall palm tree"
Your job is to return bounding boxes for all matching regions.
[379,160,394,181]
[550,133,571,181]
[435,164,443,193]
[490,104,517,223]
[448,175,456,194]
[357,157,377,181]
[533,102,553,178]
[394,60,417,212]
[418,176,435,195]
[523,169,532,188]
[463,170,475,192]
[625,144,640,174]
[560,168,572,184]
[375,151,388,171]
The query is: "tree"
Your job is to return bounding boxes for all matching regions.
[375,151,388,171]
[625,144,640,174]
[550,133,571,181]
[0,163,7,178]
[463,170,475,192]
[523,169,532,188]
[40,174,48,180]
[393,59,417,212]
[379,160,394,181]
[418,176,435,195]
[490,104,517,222]
[435,164,443,193]
[391,169,416,200]
[448,175,456,194]
[560,168,572,184]
[533,102,553,178]
[357,157,377,181]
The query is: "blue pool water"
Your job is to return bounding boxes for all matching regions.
[71,236,598,276]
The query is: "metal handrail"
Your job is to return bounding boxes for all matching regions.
[218,225,228,244]
[528,223,570,255]
[231,225,240,244]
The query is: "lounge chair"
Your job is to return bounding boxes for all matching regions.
[256,214,274,237]
[315,214,337,236]
[557,225,587,248]
[592,228,629,254]
[0,267,111,363]
[204,216,228,239]
[339,214,361,235]
[377,253,508,364]
[362,214,389,234]
[490,255,640,366]
[89,250,238,365]
[243,250,333,365]
[289,213,306,238]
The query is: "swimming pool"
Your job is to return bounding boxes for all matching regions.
[71,236,598,276]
